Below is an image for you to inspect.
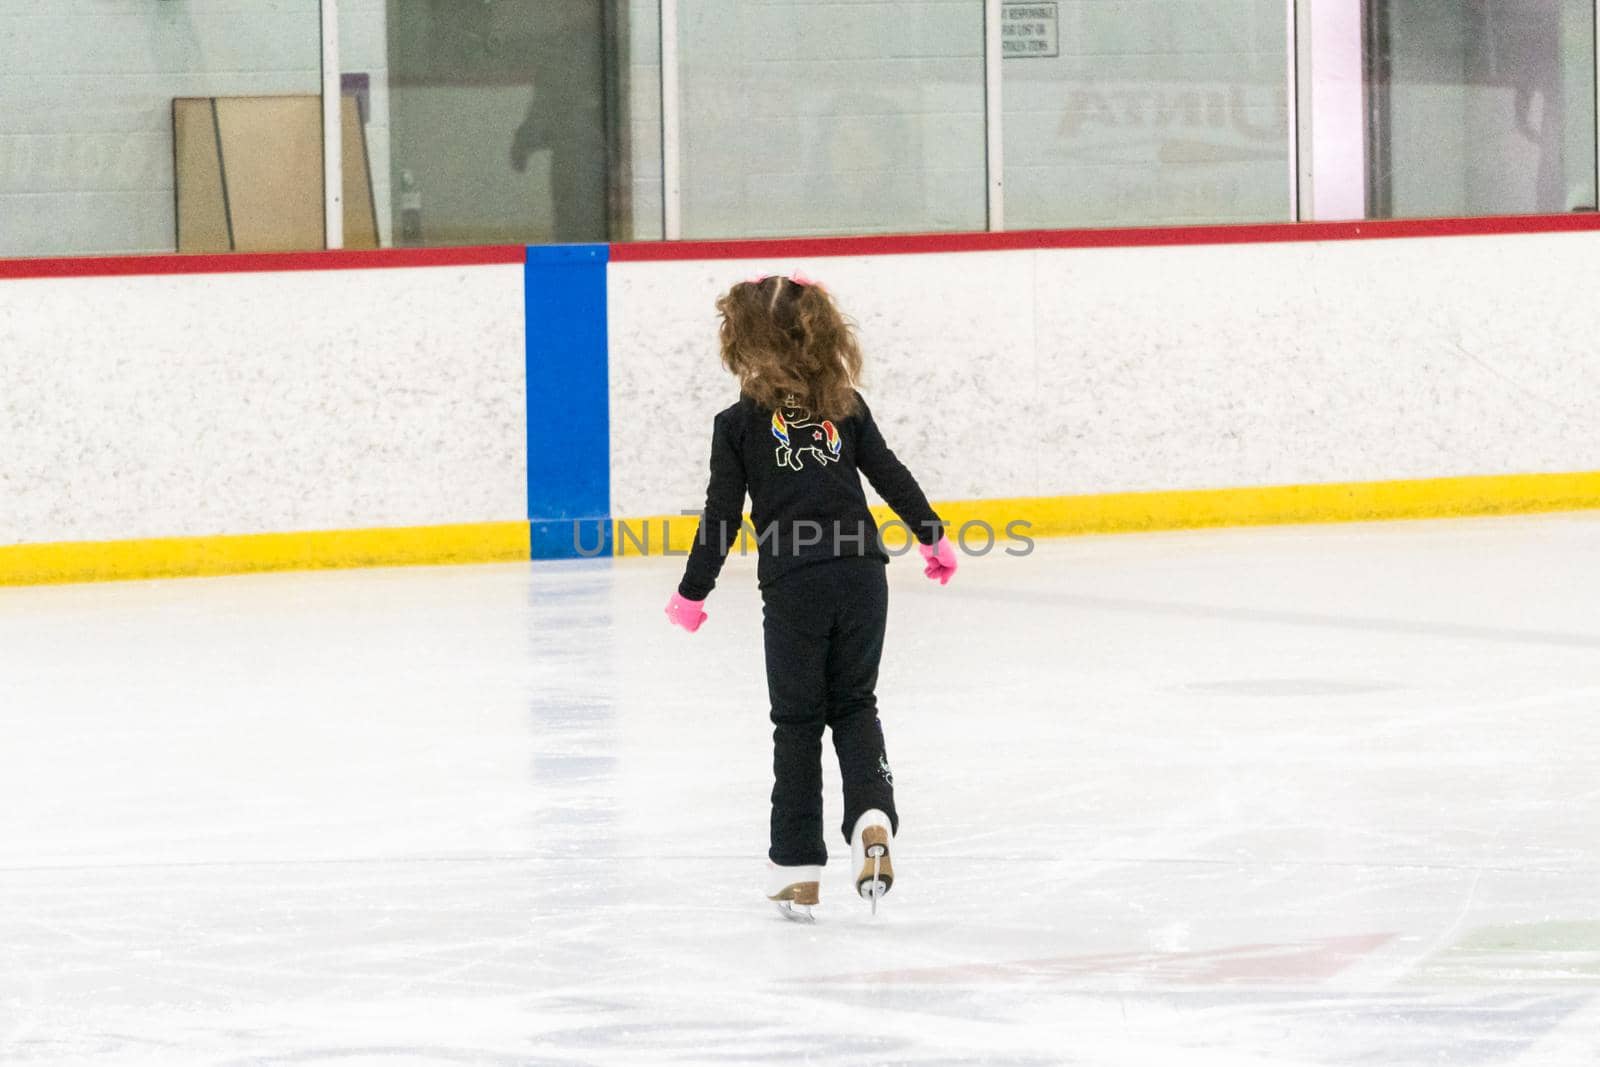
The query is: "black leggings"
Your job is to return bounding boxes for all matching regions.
[762,557,898,867]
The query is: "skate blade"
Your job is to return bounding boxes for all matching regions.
[854,829,894,907]
[773,900,816,924]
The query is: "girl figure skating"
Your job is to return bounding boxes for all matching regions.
[663,274,958,921]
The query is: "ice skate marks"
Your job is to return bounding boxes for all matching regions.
[821,932,1395,984]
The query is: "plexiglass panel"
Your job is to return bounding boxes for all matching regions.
[0,1,322,257]
[677,0,987,238]
[1369,0,1597,218]
[378,0,613,246]
[1002,0,1292,228]
[624,0,664,241]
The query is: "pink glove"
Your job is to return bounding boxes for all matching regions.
[664,591,707,633]
[918,535,958,585]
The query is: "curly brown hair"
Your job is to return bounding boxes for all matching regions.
[715,276,863,421]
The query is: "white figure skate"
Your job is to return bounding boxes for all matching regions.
[850,810,894,915]
[766,863,821,923]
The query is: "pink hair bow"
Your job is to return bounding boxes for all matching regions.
[743,270,824,289]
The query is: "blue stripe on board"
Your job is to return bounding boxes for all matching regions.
[525,244,612,560]
[529,518,612,560]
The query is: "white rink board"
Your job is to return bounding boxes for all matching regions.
[0,264,527,545]
[607,232,1600,517]
[1035,234,1600,493]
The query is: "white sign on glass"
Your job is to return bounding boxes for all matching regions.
[1002,2,1059,59]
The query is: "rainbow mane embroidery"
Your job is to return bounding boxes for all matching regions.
[770,411,790,446]
[821,420,841,456]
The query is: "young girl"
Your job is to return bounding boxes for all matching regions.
[663,274,958,922]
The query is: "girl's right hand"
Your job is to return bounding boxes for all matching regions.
[918,535,958,586]
[664,591,708,633]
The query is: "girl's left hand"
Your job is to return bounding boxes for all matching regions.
[918,535,958,586]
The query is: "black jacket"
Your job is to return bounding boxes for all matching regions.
[678,392,943,599]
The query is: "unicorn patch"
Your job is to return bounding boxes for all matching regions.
[771,408,841,471]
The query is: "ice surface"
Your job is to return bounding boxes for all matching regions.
[2,514,1598,1065]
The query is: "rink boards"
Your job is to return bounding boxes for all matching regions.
[3,218,1599,583]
